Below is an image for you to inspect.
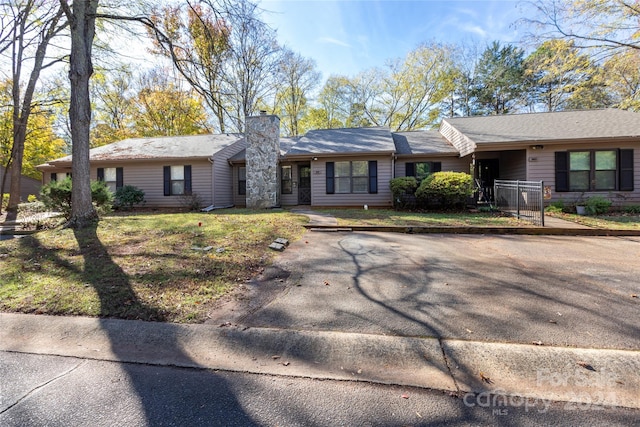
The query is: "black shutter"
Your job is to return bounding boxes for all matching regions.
[116,167,124,190]
[163,166,171,196]
[51,173,57,182]
[555,152,569,192]
[184,165,192,195]
[368,161,378,194]
[432,162,442,173]
[97,168,104,181]
[405,162,415,177]
[326,162,335,194]
[619,149,634,191]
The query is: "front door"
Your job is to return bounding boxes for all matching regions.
[477,159,499,201]
[298,164,311,205]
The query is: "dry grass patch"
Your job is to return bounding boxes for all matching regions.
[0,210,308,323]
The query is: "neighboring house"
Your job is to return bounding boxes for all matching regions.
[0,165,42,202]
[37,108,640,208]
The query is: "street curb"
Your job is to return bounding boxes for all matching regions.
[1,313,638,409]
[303,224,640,236]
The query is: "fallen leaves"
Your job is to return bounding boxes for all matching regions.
[479,372,493,384]
[576,361,596,371]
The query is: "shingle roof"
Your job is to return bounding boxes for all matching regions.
[392,130,458,155]
[442,109,640,144]
[46,133,244,164]
[286,127,396,156]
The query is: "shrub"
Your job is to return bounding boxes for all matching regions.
[545,199,565,213]
[1,193,7,210]
[40,177,113,219]
[27,194,37,203]
[585,196,612,215]
[415,171,473,208]
[179,193,204,211]
[624,205,640,214]
[114,185,145,210]
[389,177,418,209]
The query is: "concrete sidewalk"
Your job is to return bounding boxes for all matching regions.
[1,313,638,409]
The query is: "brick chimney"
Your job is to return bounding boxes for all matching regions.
[245,113,280,209]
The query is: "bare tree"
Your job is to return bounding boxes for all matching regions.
[523,0,640,57]
[273,48,320,136]
[147,0,280,133]
[0,1,67,218]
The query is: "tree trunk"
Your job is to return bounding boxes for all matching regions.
[67,0,99,228]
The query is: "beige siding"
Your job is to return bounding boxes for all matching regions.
[310,156,393,207]
[212,140,245,207]
[394,156,470,177]
[499,150,527,180]
[440,121,476,157]
[527,143,640,205]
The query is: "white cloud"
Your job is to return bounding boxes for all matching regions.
[317,37,351,48]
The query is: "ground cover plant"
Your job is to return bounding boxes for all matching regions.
[0,210,308,323]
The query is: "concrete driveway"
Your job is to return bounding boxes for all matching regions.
[243,232,640,350]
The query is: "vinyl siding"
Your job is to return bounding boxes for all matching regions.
[212,140,245,207]
[499,150,527,180]
[440,121,476,157]
[527,142,640,205]
[311,156,393,207]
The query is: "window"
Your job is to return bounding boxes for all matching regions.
[281,165,292,194]
[51,173,57,182]
[326,161,377,194]
[570,150,617,191]
[405,162,441,182]
[555,149,634,192]
[97,167,123,192]
[238,166,246,195]
[163,165,192,196]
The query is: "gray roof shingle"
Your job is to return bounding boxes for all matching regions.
[47,133,244,164]
[442,109,640,144]
[392,130,458,155]
[286,127,396,155]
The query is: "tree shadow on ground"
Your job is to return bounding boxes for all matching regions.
[72,223,256,425]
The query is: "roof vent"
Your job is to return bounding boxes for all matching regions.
[259,110,267,116]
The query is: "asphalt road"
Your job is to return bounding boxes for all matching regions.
[244,232,640,350]
[1,351,638,427]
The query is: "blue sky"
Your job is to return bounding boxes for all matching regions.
[261,0,527,79]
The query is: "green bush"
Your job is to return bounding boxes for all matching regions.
[114,185,145,210]
[40,177,113,219]
[1,193,7,210]
[624,205,640,214]
[389,177,418,209]
[415,171,473,208]
[585,196,612,215]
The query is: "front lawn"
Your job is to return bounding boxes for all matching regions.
[0,210,308,323]
[318,208,532,227]
[546,211,640,230]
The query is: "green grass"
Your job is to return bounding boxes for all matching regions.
[546,211,640,230]
[0,209,308,323]
[317,208,532,227]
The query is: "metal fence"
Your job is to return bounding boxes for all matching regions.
[493,180,545,226]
